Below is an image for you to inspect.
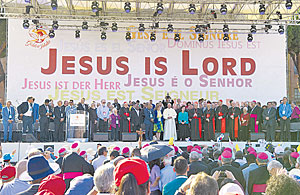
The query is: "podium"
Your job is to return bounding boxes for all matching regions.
[66,110,89,142]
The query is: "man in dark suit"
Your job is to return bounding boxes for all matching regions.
[130,102,143,132]
[77,98,88,111]
[208,150,222,170]
[188,151,209,177]
[227,100,240,140]
[249,100,262,133]
[211,150,246,190]
[215,100,228,133]
[144,103,154,141]
[39,99,52,142]
[263,102,277,142]
[112,98,121,110]
[248,152,270,195]
[54,100,65,142]
[17,96,34,134]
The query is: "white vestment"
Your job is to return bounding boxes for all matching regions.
[163,108,177,141]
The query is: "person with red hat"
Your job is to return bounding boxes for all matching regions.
[0,165,16,184]
[248,152,270,195]
[55,147,67,171]
[203,101,215,141]
[114,158,150,195]
[119,102,131,133]
[227,100,241,141]
[121,147,130,158]
[189,102,203,141]
[215,100,228,134]
[288,152,300,171]
[249,100,261,134]
[211,151,246,190]
[35,175,66,195]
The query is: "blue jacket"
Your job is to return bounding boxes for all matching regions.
[144,108,154,125]
[33,103,39,123]
[2,106,15,123]
[178,112,189,124]
[154,110,163,124]
[279,103,292,118]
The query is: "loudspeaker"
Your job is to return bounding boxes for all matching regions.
[122,133,137,142]
[250,132,265,141]
[22,133,38,142]
[215,133,230,141]
[93,133,109,142]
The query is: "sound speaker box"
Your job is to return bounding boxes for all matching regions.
[122,132,137,141]
[22,133,38,142]
[250,132,265,141]
[93,133,109,142]
[215,133,230,141]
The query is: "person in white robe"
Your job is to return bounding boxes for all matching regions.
[163,103,177,141]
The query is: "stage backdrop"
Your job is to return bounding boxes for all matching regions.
[7,19,287,105]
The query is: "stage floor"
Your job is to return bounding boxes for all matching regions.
[3,141,299,162]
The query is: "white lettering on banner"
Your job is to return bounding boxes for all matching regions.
[7,19,287,105]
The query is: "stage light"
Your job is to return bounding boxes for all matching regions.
[91,1,99,13]
[189,4,196,14]
[276,11,283,20]
[111,22,118,32]
[247,34,253,42]
[124,2,131,13]
[198,34,204,42]
[125,32,131,41]
[25,5,33,14]
[32,19,39,25]
[139,24,145,32]
[156,3,164,14]
[259,3,266,15]
[167,24,174,33]
[51,0,58,11]
[220,4,227,15]
[223,24,229,33]
[174,33,180,42]
[278,25,284,34]
[211,10,217,18]
[52,21,58,30]
[286,0,292,9]
[150,32,156,42]
[195,25,201,33]
[223,34,229,41]
[82,21,88,30]
[101,32,107,40]
[23,19,29,29]
[75,30,80,39]
[250,25,256,34]
[49,30,55,38]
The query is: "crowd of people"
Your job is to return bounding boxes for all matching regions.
[0,95,299,142]
[0,135,299,195]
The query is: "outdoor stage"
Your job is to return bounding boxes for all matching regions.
[3,141,299,163]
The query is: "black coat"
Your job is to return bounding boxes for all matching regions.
[88,108,97,122]
[39,104,52,122]
[130,108,143,130]
[188,161,210,177]
[248,165,270,195]
[54,106,65,123]
[77,103,89,111]
[17,102,32,119]
[55,156,63,170]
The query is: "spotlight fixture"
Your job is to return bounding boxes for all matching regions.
[167,24,174,33]
[189,4,196,14]
[125,32,131,41]
[23,19,29,29]
[52,21,58,30]
[250,25,256,34]
[49,30,55,38]
[223,34,229,41]
[75,30,80,39]
[111,22,118,32]
[25,5,33,14]
[101,32,107,40]
[247,34,253,42]
[91,1,99,13]
[259,3,266,15]
[32,19,39,25]
[150,32,156,42]
[195,25,201,33]
[278,25,284,34]
[264,25,272,33]
[82,21,88,30]
[51,0,58,11]
[286,0,292,9]
[124,2,131,13]
[220,4,227,15]
[198,34,204,42]
[156,3,164,14]
[139,24,145,32]
[211,10,217,18]
[223,24,229,33]
[174,33,180,42]
[276,11,283,20]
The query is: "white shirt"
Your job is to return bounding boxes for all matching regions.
[92,155,107,171]
[23,102,33,117]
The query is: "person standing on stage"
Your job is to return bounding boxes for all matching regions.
[227,100,240,140]
[39,99,52,142]
[279,97,292,142]
[263,102,277,142]
[119,102,130,133]
[112,98,121,111]
[154,103,164,141]
[130,102,143,132]
[144,103,154,141]
[189,103,203,141]
[97,99,109,132]
[77,98,88,111]
[204,101,215,141]
[54,100,65,142]
[216,100,228,134]
[17,96,34,135]
[2,101,15,142]
[240,107,250,141]
[65,100,77,138]
[178,106,189,141]
[88,103,98,140]
[110,108,121,141]
[163,103,177,141]
[249,100,261,133]
[32,98,39,125]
